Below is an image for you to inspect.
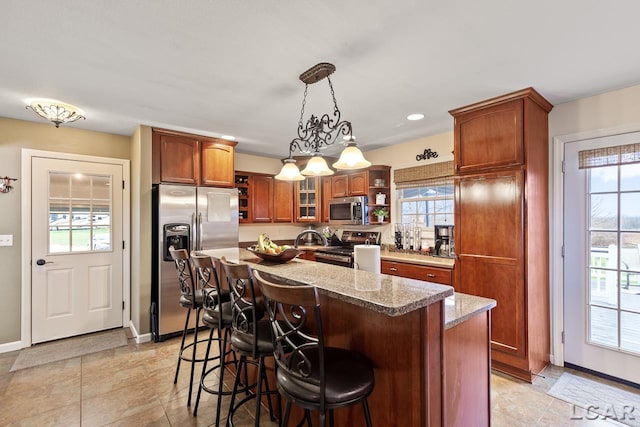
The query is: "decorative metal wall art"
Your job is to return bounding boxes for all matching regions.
[416,148,439,162]
[0,176,18,193]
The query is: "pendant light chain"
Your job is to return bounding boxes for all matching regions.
[327,76,340,114]
[298,84,309,129]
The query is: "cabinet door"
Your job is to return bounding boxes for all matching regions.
[321,176,332,222]
[160,135,199,184]
[201,141,235,187]
[295,177,319,222]
[251,175,274,223]
[332,175,348,198]
[454,99,523,173]
[274,180,294,223]
[455,169,525,358]
[348,171,368,196]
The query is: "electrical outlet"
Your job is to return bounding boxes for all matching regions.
[0,235,13,246]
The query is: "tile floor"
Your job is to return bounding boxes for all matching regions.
[0,328,636,426]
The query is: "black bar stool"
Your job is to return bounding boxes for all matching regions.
[219,257,278,427]
[254,270,375,427]
[168,246,214,407]
[190,254,236,425]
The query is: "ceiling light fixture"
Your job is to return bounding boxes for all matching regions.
[275,62,370,181]
[407,113,424,121]
[26,99,86,128]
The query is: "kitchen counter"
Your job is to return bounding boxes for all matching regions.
[198,247,493,426]
[444,293,496,329]
[380,248,455,268]
[199,247,454,317]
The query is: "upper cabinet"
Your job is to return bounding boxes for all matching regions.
[201,141,235,187]
[366,166,391,224]
[251,174,274,223]
[235,171,293,224]
[295,177,320,222]
[450,89,551,175]
[274,180,294,223]
[330,171,368,198]
[152,128,237,187]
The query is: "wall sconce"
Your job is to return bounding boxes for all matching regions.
[0,176,18,193]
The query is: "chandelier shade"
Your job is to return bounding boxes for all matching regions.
[274,158,305,181]
[332,142,372,170]
[275,62,370,181]
[26,100,85,128]
[301,155,334,176]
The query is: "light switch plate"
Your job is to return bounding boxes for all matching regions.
[0,234,13,246]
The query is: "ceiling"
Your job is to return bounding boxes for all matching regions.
[2,1,640,159]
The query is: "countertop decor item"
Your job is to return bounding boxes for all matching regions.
[26,99,86,128]
[246,245,302,263]
[275,62,371,181]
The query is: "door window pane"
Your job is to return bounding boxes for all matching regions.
[48,172,112,253]
[590,194,618,230]
[620,193,640,230]
[589,268,618,308]
[621,312,640,352]
[590,166,618,193]
[621,164,640,191]
[589,306,618,347]
[621,272,640,312]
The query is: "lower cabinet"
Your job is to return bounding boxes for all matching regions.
[299,250,316,261]
[381,260,453,286]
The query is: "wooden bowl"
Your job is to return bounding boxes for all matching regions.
[246,246,302,263]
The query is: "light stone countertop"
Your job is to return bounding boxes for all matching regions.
[444,293,496,329]
[198,247,454,317]
[380,249,455,268]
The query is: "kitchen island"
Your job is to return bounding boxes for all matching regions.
[199,248,494,426]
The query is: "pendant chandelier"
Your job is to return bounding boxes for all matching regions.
[275,63,371,181]
[26,99,85,128]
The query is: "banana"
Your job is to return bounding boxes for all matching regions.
[257,232,274,253]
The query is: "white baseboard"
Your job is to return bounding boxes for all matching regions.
[0,340,25,354]
[129,320,152,344]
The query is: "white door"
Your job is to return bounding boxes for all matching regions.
[31,157,124,344]
[564,134,640,384]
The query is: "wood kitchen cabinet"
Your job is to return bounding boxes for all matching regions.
[381,260,453,286]
[321,176,332,222]
[330,171,368,198]
[235,171,293,224]
[295,177,320,222]
[152,128,237,187]
[367,165,391,224]
[251,174,274,223]
[274,179,294,223]
[450,87,552,382]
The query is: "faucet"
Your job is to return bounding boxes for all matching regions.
[294,229,328,248]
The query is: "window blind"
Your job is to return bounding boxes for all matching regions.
[578,143,640,169]
[393,161,454,189]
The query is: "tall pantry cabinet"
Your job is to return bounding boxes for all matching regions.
[449,88,553,382]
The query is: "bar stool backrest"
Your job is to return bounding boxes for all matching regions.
[168,246,197,309]
[190,254,224,322]
[253,271,325,401]
[219,257,264,357]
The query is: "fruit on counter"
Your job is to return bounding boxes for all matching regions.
[256,233,290,255]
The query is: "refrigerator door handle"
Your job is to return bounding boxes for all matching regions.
[191,212,196,252]
[198,212,203,250]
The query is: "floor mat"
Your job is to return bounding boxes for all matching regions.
[548,372,640,426]
[10,328,128,372]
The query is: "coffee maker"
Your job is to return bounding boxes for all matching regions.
[434,225,454,258]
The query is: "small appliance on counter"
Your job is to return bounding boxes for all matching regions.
[434,225,454,258]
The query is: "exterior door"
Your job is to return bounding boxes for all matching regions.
[31,157,124,344]
[564,134,640,384]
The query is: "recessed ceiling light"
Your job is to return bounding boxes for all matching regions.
[407,113,424,121]
[220,135,236,141]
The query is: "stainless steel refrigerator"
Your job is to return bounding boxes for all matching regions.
[151,183,238,341]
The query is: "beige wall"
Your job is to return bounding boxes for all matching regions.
[0,117,130,345]
[129,125,153,335]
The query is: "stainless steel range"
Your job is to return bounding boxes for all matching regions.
[314,230,381,268]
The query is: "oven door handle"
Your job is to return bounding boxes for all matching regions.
[315,252,352,264]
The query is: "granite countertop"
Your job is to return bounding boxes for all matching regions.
[198,247,453,317]
[444,293,496,329]
[380,249,455,268]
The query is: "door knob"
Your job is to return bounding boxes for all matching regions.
[35,259,53,266]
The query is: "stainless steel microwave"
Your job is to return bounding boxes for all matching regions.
[328,196,368,225]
